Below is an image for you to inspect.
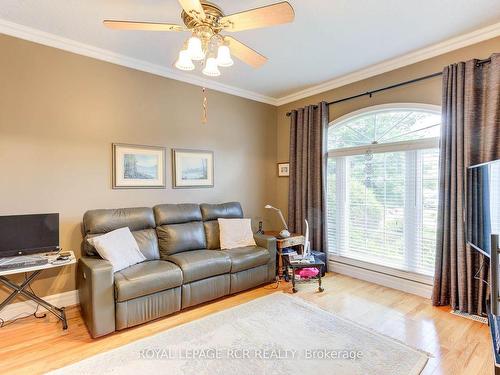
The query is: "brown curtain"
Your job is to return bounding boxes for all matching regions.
[433,53,499,315]
[288,101,328,257]
[466,54,500,166]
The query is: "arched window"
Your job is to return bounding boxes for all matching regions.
[327,104,440,278]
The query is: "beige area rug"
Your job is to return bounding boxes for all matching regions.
[49,293,429,375]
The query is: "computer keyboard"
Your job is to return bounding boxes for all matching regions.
[0,255,48,270]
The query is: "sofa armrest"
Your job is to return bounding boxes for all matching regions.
[77,256,115,338]
[254,234,277,281]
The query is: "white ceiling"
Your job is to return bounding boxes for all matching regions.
[0,0,499,103]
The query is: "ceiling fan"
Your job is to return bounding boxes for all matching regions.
[103,0,295,77]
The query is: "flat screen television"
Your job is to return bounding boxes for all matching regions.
[467,159,500,257]
[0,213,59,257]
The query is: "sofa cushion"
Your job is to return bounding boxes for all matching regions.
[218,218,256,249]
[201,202,243,249]
[203,221,221,250]
[200,202,243,221]
[154,204,207,256]
[166,250,231,283]
[157,222,207,256]
[114,260,183,302]
[132,228,160,260]
[154,204,202,226]
[87,227,146,273]
[221,246,270,273]
[84,207,155,234]
[83,207,157,257]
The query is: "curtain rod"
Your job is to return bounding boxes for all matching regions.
[285,57,492,117]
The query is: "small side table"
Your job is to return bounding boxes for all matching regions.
[0,251,76,329]
[286,255,325,293]
[264,231,304,279]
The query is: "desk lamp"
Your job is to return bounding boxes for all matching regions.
[265,205,290,238]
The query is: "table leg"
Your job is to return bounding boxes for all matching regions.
[292,267,297,293]
[278,248,283,279]
[0,285,22,311]
[0,272,68,329]
[0,271,41,311]
[61,307,68,330]
[318,266,324,292]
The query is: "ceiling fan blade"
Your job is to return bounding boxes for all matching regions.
[225,36,267,68]
[103,20,185,32]
[178,0,206,21]
[221,2,294,32]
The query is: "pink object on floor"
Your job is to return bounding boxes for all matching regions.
[295,267,319,278]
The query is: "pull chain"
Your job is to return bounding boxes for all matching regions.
[202,87,208,124]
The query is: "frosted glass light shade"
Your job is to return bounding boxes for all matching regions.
[216,45,233,67]
[187,36,205,61]
[175,50,195,71]
[202,57,221,77]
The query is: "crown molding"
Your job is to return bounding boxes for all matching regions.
[275,21,500,106]
[0,19,278,106]
[1,18,498,108]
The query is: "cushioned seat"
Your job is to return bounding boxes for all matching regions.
[221,246,271,273]
[167,250,231,283]
[114,260,183,302]
[79,202,277,338]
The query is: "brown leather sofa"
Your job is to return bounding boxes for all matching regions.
[77,202,276,338]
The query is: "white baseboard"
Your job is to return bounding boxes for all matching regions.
[329,261,432,299]
[0,289,79,322]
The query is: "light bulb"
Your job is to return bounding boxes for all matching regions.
[175,50,194,71]
[187,36,205,61]
[202,57,221,77]
[216,45,233,67]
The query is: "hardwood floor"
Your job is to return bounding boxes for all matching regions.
[0,273,493,375]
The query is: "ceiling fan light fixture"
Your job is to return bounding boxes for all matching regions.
[104,0,296,75]
[216,45,233,67]
[202,57,221,77]
[175,49,195,71]
[187,36,205,60]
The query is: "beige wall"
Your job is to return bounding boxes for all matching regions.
[0,34,277,299]
[1,33,498,302]
[276,36,500,220]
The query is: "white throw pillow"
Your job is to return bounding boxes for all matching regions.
[218,218,257,250]
[87,227,146,272]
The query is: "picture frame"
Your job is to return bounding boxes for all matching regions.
[172,149,214,188]
[277,162,290,177]
[112,143,166,189]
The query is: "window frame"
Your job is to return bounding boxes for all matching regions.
[327,103,441,284]
[330,103,441,129]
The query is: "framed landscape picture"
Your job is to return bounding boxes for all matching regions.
[172,149,214,188]
[112,143,166,189]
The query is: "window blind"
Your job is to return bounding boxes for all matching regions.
[327,148,439,276]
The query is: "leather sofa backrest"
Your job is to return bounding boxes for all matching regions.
[200,202,244,249]
[154,204,206,257]
[82,207,159,260]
